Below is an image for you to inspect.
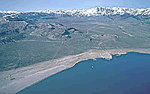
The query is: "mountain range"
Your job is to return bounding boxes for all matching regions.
[1,7,150,17]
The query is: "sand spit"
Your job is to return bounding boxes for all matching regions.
[0,49,150,94]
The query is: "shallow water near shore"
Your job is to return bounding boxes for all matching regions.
[18,52,150,94]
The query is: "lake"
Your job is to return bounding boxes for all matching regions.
[18,52,150,94]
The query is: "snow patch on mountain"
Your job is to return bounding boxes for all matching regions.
[0,11,19,14]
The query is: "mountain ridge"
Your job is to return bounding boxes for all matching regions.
[1,7,150,17]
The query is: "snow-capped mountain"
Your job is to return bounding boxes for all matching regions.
[42,7,150,16]
[1,7,150,19]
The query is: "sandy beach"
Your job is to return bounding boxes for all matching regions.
[0,65,66,94]
[0,49,150,94]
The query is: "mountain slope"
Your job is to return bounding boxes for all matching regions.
[0,7,150,71]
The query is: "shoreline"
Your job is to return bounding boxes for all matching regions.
[0,49,150,94]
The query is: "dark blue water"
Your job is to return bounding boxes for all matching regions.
[18,52,150,94]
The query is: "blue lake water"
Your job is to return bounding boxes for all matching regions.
[18,52,150,94]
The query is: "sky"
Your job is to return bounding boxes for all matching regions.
[0,0,149,12]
